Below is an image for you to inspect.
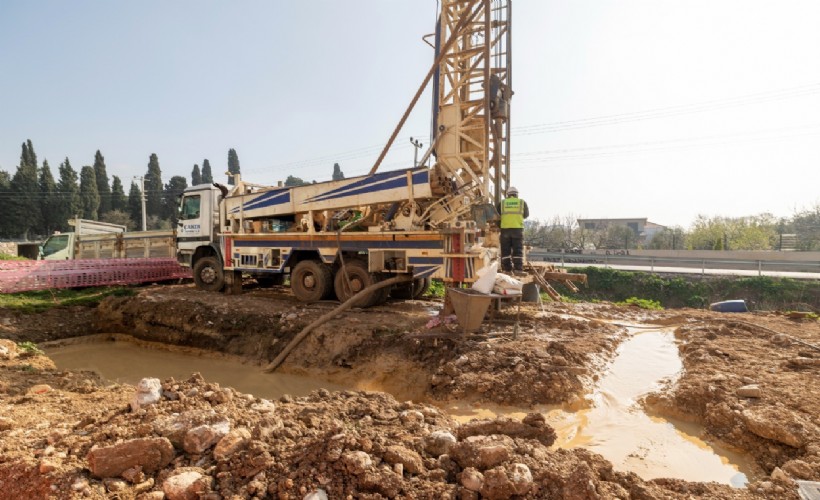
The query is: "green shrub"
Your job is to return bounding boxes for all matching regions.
[617,297,664,310]
[562,267,820,311]
[16,341,43,355]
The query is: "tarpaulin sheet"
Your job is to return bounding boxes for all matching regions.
[0,258,191,293]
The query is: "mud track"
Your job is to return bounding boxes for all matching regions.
[1,283,818,499]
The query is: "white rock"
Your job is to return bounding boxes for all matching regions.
[131,378,162,412]
[341,451,373,475]
[183,420,230,454]
[510,463,533,495]
[251,399,276,413]
[737,384,762,398]
[163,471,208,500]
[423,430,457,457]
[303,489,328,500]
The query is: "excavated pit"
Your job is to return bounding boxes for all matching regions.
[44,328,757,487]
[3,285,819,498]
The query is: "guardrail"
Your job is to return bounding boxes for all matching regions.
[528,252,820,278]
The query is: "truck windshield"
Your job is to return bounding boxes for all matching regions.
[179,195,201,220]
[41,234,70,257]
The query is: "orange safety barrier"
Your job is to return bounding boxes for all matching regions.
[0,258,191,293]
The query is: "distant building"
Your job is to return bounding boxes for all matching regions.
[577,218,667,246]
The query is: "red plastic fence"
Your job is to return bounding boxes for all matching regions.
[0,258,192,293]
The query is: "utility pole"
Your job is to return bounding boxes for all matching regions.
[409,137,423,167]
[133,176,147,231]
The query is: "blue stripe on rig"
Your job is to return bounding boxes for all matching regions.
[408,256,444,265]
[229,189,291,215]
[303,169,429,204]
[232,239,442,250]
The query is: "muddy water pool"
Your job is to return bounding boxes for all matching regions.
[447,329,756,487]
[45,336,350,400]
[46,330,756,486]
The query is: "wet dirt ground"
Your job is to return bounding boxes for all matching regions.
[1,283,818,499]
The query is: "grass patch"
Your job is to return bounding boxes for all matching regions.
[0,287,136,313]
[616,297,664,310]
[563,266,820,311]
[0,253,27,261]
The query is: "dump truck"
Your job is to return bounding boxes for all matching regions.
[176,0,513,305]
[39,218,176,261]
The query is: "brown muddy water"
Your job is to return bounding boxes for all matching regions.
[44,335,349,399]
[446,329,756,487]
[45,329,756,487]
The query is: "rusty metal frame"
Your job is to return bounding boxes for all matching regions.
[435,0,511,206]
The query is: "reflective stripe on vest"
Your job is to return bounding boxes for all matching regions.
[500,198,524,229]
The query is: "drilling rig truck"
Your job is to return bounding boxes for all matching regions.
[176,0,513,305]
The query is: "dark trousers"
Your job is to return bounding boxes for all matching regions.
[500,228,524,272]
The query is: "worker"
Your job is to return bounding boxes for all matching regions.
[496,186,529,275]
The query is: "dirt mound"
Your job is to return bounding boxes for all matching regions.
[646,312,820,490]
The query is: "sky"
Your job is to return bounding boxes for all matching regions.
[1,0,819,229]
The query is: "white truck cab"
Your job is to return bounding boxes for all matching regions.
[39,219,127,260]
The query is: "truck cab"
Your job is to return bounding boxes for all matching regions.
[39,219,127,260]
[40,233,73,260]
[176,184,224,281]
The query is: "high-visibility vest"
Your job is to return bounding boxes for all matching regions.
[500,197,524,229]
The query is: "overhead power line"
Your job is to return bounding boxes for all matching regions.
[512,82,820,136]
[512,123,820,169]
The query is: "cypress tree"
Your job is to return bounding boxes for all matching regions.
[79,166,100,220]
[191,164,202,186]
[56,158,81,231]
[93,150,111,216]
[110,175,127,212]
[10,141,42,239]
[38,159,59,235]
[127,181,143,229]
[227,148,240,185]
[163,176,188,220]
[0,170,11,237]
[144,154,163,218]
[332,163,345,181]
[201,159,213,184]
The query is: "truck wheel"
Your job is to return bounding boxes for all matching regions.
[193,256,225,292]
[412,277,431,299]
[291,260,333,302]
[334,260,381,307]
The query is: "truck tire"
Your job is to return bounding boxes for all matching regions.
[291,260,333,302]
[389,277,430,300]
[334,260,382,307]
[412,277,431,299]
[193,256,225,292]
